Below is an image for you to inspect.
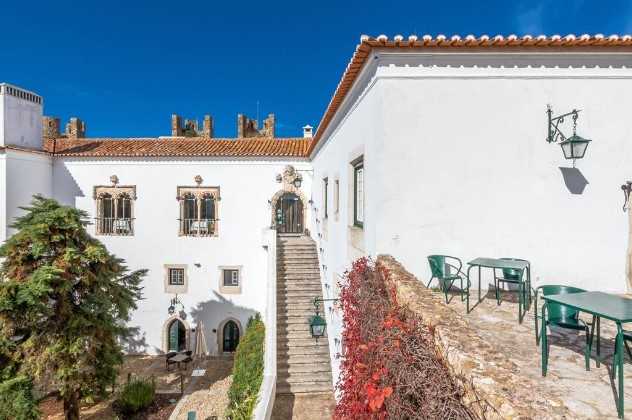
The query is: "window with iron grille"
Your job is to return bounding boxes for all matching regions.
[323,177,329,219]
[169,268,185,285]
[94,186,136,236]
[177,186,220,237]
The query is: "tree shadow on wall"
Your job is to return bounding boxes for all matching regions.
[559,167,589,195]
[189,292,258,354]
[120,325,149,354]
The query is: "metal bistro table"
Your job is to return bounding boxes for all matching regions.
[466,258,531,323]
[541,292,632,419]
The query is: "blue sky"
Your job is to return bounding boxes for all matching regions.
[1,0,630,138]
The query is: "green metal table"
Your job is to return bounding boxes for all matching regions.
[466,257,531,323]
[541,292,632,418]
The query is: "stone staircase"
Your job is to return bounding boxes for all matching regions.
[272,234,334,418]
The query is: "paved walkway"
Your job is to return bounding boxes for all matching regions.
[447,288,632,418]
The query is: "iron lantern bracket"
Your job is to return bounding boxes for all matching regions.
[313,297,339,315]
[622,181,632,212]
[547,105,581,144]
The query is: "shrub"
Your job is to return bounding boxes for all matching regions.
[226,313,265,420]
[117,377,155,415]
[334,257,477,419]
[0,376,40,420]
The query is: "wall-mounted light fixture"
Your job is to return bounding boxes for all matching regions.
[168,294,184,315]
[622,181,632,212]
[309,297,339,338]
[547,105,592,160]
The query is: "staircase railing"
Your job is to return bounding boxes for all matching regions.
[253,228,277,420]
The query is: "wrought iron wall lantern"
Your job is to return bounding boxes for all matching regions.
[622,181,632,212]
[168,294,184,315]
[547,105,592,161]
[309,297,339,338]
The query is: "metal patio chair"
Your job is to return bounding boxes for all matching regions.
[427,255,468,304]
[534,285,593,372]
[493,257,531,307]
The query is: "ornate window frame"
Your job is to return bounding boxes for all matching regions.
[176,183,220,237]
[93,184,137,236]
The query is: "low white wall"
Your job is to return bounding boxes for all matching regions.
[253,228,277,420]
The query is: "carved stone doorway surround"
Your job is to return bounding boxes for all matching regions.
[270,165,309,234]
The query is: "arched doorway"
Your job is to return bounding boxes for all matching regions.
[222,320,240,352]
[275,192,303,234]
[168,319,187,352]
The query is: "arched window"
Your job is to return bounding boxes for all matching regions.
[94,186,136,236]
[178,187,219,237]
[99,193,114,234]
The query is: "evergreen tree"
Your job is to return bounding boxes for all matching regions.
[0,196,146,420]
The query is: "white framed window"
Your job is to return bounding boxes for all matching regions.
[352,157,364,228]
[177,186,220,237]
[334,179,340,214]
[219,266,242,294]
[164,264,188,293]
[323,177,329,219]
[94,186,136,236]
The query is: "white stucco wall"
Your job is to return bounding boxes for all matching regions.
[310,49,632,389]
[54,157,312,355]
[375,53,632,293]
[4,149,52,238]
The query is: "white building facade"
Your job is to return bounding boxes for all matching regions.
[2,34,632,387]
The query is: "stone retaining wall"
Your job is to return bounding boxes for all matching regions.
[377,255,553,419]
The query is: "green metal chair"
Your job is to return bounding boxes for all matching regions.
[534,285,593,375]
[427,255,468,304]
[493,257,531,307]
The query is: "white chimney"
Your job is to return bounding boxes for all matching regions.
[0,83,43,149]
[302,124,313,138]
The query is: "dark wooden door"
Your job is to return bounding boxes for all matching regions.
[275,193,303,234]
[223,321,240,352]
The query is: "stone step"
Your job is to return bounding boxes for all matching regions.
[278,330,320,340]
[277,292,323,300]
[277,337,329,347]
[278,322,318,332]
[278,352,330,365]
[277,253,318,258]
[278,309,320,318]
[278,267,321,273]
[277,361,332,374]
[277,301,320,310]
[277,287,322,295]
[277,315,314,324]
[278,371,333,383]
[277,285,323,294]
[277,346,330,358]
[276,381,333,395]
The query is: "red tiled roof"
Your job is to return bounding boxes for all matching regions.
[307,34,632,156]
[44,137,311,158]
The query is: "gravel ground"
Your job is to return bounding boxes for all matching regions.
[176,375,233,420]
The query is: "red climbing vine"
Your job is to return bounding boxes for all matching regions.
[334,258,477,420]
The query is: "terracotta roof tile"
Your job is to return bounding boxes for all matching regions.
[44,137,311,158]
[307,34,632,156]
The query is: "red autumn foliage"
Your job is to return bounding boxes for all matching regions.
[333,258,477,420]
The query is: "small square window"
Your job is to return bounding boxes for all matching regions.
[223,269,240,286]
[219,266,242,294]
[169,268,185,285]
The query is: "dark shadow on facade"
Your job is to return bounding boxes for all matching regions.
[560,167,589,195]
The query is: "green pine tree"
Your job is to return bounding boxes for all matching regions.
[0,195,146,420]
